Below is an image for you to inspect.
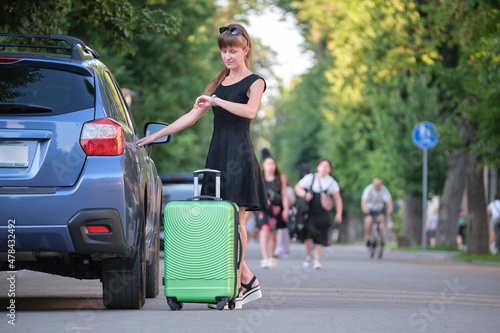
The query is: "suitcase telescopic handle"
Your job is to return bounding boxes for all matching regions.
[193,169,221,199]
[237,233,243,270]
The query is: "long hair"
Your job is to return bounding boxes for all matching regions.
[262,156,282,190]
[204,23,252,95]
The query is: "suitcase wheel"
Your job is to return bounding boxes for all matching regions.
[228,300,235,310]
[217,297,229,310]
[167,297,183,311]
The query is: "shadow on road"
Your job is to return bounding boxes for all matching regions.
[0,296,104,310]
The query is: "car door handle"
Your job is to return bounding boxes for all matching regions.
[134,143,150,163]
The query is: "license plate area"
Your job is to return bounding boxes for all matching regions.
[0,144,29,168]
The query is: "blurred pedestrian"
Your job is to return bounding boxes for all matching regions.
[258,156,289,268]
[487,193,500,253]
[456,211,467,250]
[275,186,296,259]
[295,158,342,269]
[426,209,439,247]
[245,211,258,242]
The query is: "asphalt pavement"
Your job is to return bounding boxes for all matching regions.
[1,239,500,333]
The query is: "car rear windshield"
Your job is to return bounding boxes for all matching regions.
[0,64,95,115]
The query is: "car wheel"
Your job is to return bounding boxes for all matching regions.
[146,229,160,298]
[102,230,146,309]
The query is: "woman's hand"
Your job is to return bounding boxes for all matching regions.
[194,95,212,109]
[136,135,155,147]
[135,96,211,148]
[335,212,342,224]
[304,191,313,202]
[282,209,289,222]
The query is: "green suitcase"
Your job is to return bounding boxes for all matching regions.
[163,169,241,310]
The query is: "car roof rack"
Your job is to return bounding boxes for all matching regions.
[0,33,100,61]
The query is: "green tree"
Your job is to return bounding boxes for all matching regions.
[267,60,330,181]
[108,0,221,172]
[416,0,500,254]
[117,0,275,172]
[0,0,179,54]
[1,0,275,173]
[268,0,461,244]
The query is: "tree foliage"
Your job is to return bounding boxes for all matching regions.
[4,0,498,250]
[106,0,221,172]
[269,0,448,201]
[0,0,179,54]
[265,60,329,180]
[0,0,274,173]
[269,0,499,249]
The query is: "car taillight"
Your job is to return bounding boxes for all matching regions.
[80,118,124,156]
[0,57,21,63]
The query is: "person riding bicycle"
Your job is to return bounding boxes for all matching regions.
[361,178,393,248]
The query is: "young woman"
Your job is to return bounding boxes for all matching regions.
[294,158,343,269]
[258,156,289,268]
[137,23,266,308]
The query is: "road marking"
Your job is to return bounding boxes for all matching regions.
[263,288,500,307]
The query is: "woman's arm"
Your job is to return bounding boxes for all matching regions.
[281,174,289,221]
[136,104,210,147]
[195,79,265,119]
[334,191,343,223]
[294,182,313,202]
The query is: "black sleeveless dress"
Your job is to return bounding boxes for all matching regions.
[257,178,284,230]
[201,74,269,211]
[305,191,332,246]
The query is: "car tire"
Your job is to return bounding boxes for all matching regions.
[146,229,160,298]
[102,230,146,309]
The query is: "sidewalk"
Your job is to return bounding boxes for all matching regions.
[246,239,500,267]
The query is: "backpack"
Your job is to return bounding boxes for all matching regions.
[288,174,314,241]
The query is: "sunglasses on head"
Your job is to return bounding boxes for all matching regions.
[219,26,249,46]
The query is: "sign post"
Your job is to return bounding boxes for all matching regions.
[412,122,439,250]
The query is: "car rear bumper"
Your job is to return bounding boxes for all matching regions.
[68,209,131,256]
[0,156,137,255]
[0,208,131,256]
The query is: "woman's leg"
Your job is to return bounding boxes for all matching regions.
[304,238,313,257]
[259,227,269,260]
[313,244,323,261]
[259,225,270,268]
[312,243,324,269]
[302,238,313,267]
[269,229,277,258]
[269,229,277,268]
[275,228,283,257]
[282,228,291,257]
[239,207,260,295]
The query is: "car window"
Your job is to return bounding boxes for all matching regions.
[97,72,116,118]
[108,73,139,136]
[103,71,137,134]
[0,65,95,115]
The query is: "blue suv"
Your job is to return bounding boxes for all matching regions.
[0,33,169,309]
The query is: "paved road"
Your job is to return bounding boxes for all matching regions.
[1,241,500,333]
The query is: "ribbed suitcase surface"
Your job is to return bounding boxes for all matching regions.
[163,200,239,303]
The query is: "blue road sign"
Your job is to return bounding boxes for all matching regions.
[412,121,439,150]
